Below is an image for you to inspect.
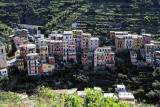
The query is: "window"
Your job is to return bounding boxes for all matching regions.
[1,49,3,53]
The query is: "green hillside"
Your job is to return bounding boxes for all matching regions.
[0,0,160,36]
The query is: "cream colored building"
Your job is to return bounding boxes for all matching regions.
[0,40,7,68]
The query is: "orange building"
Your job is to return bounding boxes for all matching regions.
[110,31,128,40]
[115,35,125,51]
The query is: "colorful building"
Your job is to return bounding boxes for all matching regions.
[50,40,63,59]
[0,68,8,78]
[94,47,115,68]
[63,41,69,62]
[81,49,92,65]
[0,40,7,68]
[124,34,133,49]
[144,44,155,65]
[39,45,48,63]
[115,35,125,51]
[72,30,83,51]
[132,35,143,50]
[81,33,91,51]
[90,37,99,52]
[68,41,77,63]
[19,44,27,63]
[16,56,24,71]
[42,64,55,75]
[49,57,55,64]
[142,33,151,45]
[63,31,73,41]
[110,31,128,40]
[27,53,39,76]
[27,44,36,54]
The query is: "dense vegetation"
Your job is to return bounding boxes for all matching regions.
[0,86,153,107]
[0,0,160,36]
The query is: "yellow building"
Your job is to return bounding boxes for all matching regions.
[72,30,77,38]
[132,35,143,50]
[16,56,24,70]
[42,64,55,75]
[39,46,48,62]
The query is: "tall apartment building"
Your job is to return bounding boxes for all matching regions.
[90,37,99,52]
[39,45,48,63]
[132,35,143,50]
[72,30,83,51]
[63,31,73,41]
[0,40,7,68]
[81,33,91,51]
[16,56,24,71]
[81,49,92,65]
[115,35,125,51]
[27,53,39,76]
[94,47,115,68]
[26,44,39,76]
[63,41,69,62]
[68,41,77,63]
[19,44,27,63]
[0,40,8,78]
[50,40,63,59]
[124,34,133,49]
[144,44,155,65]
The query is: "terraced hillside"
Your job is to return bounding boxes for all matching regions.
[0,0,160,36]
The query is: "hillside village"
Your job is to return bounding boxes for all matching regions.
[0,24,160,105]
[1,27,159,78]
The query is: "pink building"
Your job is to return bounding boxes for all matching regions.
[19,44,27,64]
[94,47,115,68]
[142,34,151,45]
[68,41,77,63]
[49,57,55,64]
[50,40,63,59]
[81,49,92,65]
[105,51,115,68]
[72,30,83,51]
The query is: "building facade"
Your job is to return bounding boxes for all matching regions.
[50,40,63,59]
[94,47,115,68]
[124,34,133,49]
[39,45,48,63]
[27,53,39,76]
[132,35,143,50]
[0,41,7,68]
[115,35,125,51]
[90,37,99,52]
[81,33,91,51]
